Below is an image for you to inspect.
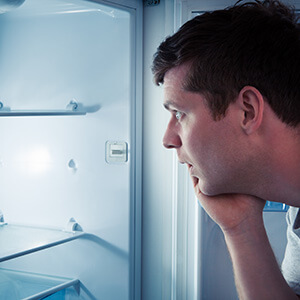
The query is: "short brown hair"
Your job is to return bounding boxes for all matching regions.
[152,0,300,125]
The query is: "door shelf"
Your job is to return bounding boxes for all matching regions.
[0,223,85,263]
[0,268,80,300]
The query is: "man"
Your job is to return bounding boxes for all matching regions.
[152,0,300,299]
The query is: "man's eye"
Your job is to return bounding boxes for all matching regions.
[175,111,183,120]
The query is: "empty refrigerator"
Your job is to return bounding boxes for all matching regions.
[0,0,142,299]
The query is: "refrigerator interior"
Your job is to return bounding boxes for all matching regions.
[0,0,141,299]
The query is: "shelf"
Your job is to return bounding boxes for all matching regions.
[0,223,85,263]
[0,268,80,300]
[0,100,100,117]
[0,110,87,116]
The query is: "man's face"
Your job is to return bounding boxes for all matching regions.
[163,64,243,196]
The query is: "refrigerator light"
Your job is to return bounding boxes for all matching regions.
[105,141,128,163]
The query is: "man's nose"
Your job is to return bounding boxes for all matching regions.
[163,122,182,149]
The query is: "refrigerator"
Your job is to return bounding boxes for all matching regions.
[0,0,294,299]
[0,0,142,299]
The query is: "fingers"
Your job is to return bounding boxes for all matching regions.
[191,176,198,187]
[190,175,202,198]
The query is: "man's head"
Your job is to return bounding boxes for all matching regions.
[153,0,300,198]
[153,0,300,126]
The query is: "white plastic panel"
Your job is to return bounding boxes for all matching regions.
[0,0,131,246]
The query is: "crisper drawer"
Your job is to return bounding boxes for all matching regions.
[0,268,80,300]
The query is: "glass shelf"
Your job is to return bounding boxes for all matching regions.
[0,223,85,263]
[0,110,87,117]
[0,268,79,300]
[0,100,101,117]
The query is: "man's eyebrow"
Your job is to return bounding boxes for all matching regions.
[163,102,171,110]
[163,101,184,111]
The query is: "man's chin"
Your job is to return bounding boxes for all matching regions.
[192,178,223,197]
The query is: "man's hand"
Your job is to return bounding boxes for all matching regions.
[191,176,266,234]
[191,176,298,299]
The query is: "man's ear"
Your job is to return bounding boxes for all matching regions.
[237,86,264,135]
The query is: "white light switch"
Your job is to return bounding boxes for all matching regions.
[106,141,128,163]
